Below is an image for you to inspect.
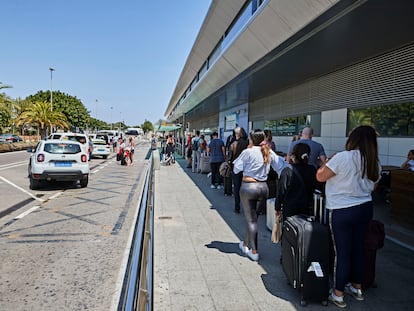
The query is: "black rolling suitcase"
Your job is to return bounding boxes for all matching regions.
[281,192,330,306]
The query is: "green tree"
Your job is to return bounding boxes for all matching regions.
[16,100,69,138]
[87,117,109,132]
[141,120,153,133]
[0,94,14,133]
[25,91,90,130]
[0,83,13,131]
[347,109,372,133]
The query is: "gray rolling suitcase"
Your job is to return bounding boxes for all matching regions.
[199,155,210,174]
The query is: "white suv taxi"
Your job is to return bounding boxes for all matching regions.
[28,140,90,189]
[48,132,92,160]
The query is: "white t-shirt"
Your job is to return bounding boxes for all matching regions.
[233,146,288,181]
[325,150,378,210]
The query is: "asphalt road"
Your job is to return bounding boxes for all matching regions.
[0,141,149,311]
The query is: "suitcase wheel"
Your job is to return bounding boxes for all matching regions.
[300,299,307,307]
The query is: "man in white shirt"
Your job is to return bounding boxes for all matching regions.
[112,135,119,153]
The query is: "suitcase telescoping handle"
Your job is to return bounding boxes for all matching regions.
[313,190,324,224]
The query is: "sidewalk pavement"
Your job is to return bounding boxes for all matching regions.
[154,157,414,311]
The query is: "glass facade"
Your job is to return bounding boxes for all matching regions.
[347,102,414,137]
[264,113,319,136]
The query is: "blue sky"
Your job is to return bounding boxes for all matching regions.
[1,0,211,127]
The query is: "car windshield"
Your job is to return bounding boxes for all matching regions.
[44,143,81,154]
[93,141,106,145]
[126,130,139,136]
[66,136,84,143]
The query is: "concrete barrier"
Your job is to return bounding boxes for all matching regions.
[152,149,160,170]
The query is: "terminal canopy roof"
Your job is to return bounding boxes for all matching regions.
[156,125,181,132]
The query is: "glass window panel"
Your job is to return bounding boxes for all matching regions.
[222,2,253,50]
[209,42,222,68]
[409,103,414,136]
[266,113,321,136]
[276,117,297,136]
[264,120,277,132]
[348,102,414,137]
[199,61,208,80]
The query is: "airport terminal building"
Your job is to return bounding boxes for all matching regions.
[165,0,414,166]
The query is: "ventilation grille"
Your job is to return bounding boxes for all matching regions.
[256,43,414,119]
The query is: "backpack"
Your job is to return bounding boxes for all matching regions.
[191,138,199,151]
[200,139,207,151]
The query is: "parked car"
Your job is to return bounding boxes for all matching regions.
[91,138,110,159]
[0,133,23,143]
[125,128,143,137]
[27,140,89,190]
[95,134,110,145]
[48,132,91,160]
[96,130,118,142]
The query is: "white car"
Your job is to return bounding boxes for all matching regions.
[27,140,90,189]
[91,138,110,159]
[48,132,92,160]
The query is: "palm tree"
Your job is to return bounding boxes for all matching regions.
[16,100,69,138]
[0,82,12,91]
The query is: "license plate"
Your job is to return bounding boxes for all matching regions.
[55,162,72,167]
[98,149,105,151]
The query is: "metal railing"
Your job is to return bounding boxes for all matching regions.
[118,154,154,311]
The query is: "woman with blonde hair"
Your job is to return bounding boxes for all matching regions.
[128,136,135,165]
[317,125,380,308]
[233,130,288,261]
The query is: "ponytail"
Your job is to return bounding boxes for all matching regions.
[260,141,271,164]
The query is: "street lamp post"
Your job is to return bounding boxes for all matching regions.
[95,99,98,133]
[110,106,113,130]
[49,67,55,134]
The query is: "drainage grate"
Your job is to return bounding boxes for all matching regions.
[158,216,172,220]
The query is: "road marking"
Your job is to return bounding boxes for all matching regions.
[0,176,45,202]
[0,161,27,171]
[49,192,63,200]
[14,206,40,219]
[89,160,113,174]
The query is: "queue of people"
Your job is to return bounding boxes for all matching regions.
[180,124,388,309]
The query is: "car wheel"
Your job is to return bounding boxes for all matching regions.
[29,176,41,190]
[80,177,88,188]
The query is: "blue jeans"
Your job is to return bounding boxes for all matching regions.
[329,201,373,292]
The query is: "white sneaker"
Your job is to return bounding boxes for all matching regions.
[247,249,259,261]
[210,184,217,189]
[344,283,364,301]
[328,289,347,308]
[239,241,249,254]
